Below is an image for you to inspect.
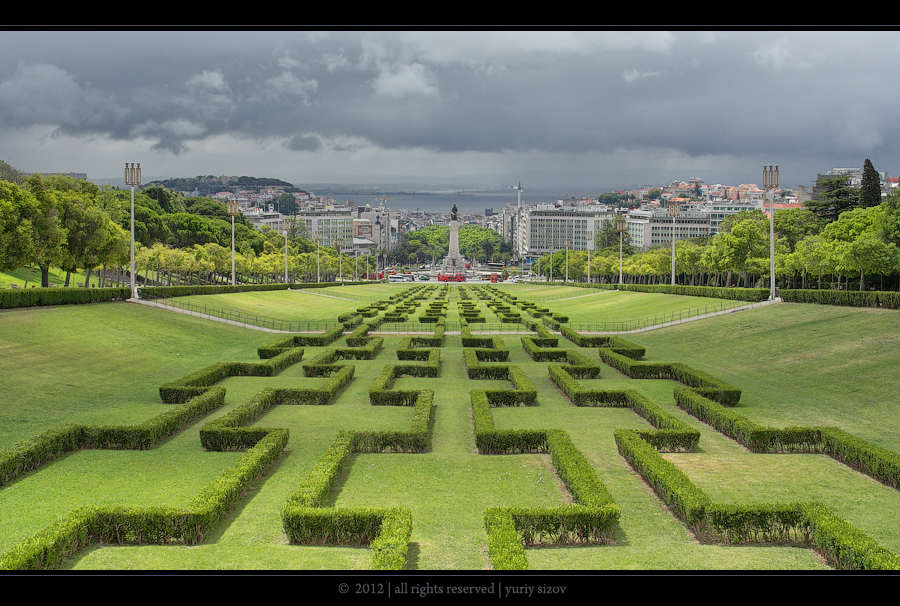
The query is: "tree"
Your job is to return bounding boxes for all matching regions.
[23,175,68,287]
[774,208,824,253]
[481,239,495,262]
[143,185,186,214]
[839,233,900,290]
[0,160,25,185]
[0,181,39,273]
[594,218,634,254]
[274,193,299,215]
[57,193,119,286]
[596,192,625,206]
[806,175,859,223]
[458,225,503,262]
[713,212,771,287]
[859,158,882,209]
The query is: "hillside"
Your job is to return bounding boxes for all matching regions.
[145,175,296,197]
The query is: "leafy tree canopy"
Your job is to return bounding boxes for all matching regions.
[806,175,859,223]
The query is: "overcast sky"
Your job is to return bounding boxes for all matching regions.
[1,29,898,192]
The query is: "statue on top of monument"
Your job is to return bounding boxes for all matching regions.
[451,204,458,221]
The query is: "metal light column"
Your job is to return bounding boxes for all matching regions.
[617,216,627,286]
[335,239,344,282]
[316,238,321,283]
[124,163,141,299]
[227,201,239,285]
[764,165,779,301]
[669,203,680,286]
[283,219,289,283]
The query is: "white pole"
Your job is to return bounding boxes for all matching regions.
[124,162,141,299]
[231,215,235,285]
[617,216,625,286]
[130,184,135,298]
[670,205,678,286]
[766,165,779,301]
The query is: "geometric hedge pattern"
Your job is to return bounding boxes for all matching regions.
[1,283,899,570]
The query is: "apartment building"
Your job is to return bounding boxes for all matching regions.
[625,207,711,250]
[297,206,353,248]
[703,200,762,234]
[519,205,616,260]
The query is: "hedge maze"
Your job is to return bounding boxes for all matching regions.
[1,283,900,570]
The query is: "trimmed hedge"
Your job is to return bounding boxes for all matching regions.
[549,365,699,452]
[0,286,130,309]
[674,387,900,490]
[781,288,900,309]
[476,391,621,569]
[615,429,710,532]
[159,348,306,403]
[257,325,344,357]
[572,283,770,302]
[484,508,528,570]
[599,349,741,406]
[615,427,900,569]
[0,388,228,486]
[1,428,288,569]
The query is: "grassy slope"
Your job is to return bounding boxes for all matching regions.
[0,286,898,570]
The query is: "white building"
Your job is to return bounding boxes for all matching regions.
[243,208,285,231]
[519,205,617,260]
[626,207,711,250]
[702,200,763,234]
[297,206,353,248]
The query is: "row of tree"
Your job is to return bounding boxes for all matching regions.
[392,224,513,267]
[3,158,899,291]
[532,165,900,291]
[0,169,327,287]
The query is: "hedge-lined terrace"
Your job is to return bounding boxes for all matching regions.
[1,282,899,570]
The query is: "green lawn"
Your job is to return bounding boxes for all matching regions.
[0,285,898,571]
[500,284,750,327]
[1,266,102,289]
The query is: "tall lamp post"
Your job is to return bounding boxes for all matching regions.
[282,218,290,284]
[125,162,141,299]
[616,215,627,286]
[227,200,239,285]
[335,238,344,282]
[764,165,779,301]
[315,238,321,283]
[669,203,680,286]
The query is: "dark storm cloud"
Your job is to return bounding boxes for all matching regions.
[2,30,900,186]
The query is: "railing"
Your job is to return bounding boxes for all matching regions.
[295,287,380,303]
[140,293,341,332]
[141,289,764,334]
[570,299,761,333]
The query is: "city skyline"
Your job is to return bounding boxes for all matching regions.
[2,30,898,191]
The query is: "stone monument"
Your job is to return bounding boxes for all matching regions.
[441,204,466,276]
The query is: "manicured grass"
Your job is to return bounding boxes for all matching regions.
[1,286,898,570]
[502,283,747,326]
[0,302,268,449]
[174,289,362,324]
[1,267,100,289]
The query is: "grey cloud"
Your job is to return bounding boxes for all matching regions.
[2,30,900,188]
[287,134,322,152]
